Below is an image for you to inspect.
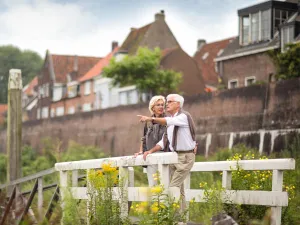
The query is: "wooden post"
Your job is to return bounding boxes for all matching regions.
[271,170,283,225]
[60,171,68,225]
[7,69,22,187]
[119,166,129,218]
[37,177,43,221]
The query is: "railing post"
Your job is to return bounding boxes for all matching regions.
[37,177,43,221]
[60,171,68,225]
[72,170,78,187]
[271,170,283,225]
[222,171,232,190]
[119,166,129,218]
[158,164,170,188]
[184,172,191,220]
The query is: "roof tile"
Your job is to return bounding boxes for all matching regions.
[194,37,235,85]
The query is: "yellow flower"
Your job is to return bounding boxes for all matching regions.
[151,185,163,194]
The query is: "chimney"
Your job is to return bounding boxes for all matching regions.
[155,10,165,21]
[197,39,206,51]
[73,55,78,71]
[112,41,118,51]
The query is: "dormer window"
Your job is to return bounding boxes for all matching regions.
[281,25,295,51]
[240,9,271,45]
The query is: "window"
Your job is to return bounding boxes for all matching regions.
[261,10,271,40]
[245,76,256,86]
[251,12,259,42]
[56,107,64,116]
[84,81,91,95]
[83,103,92,112]
[281,25,294,50]
[53,86,63,102]
[242,16,250,45]
[68,84,78,98]
[68,106,75,114]
[41,107,49,119]
[50,108,55,117]
[274,9,289,32]
[241,9,271,45]
[228,79,238,89]
[202,52,209,60]
[217,49,224,57]
[119,90,138,105]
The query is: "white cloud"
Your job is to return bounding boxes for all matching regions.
[0,0,250,58]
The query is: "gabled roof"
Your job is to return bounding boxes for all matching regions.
[50,54,102,83]
[79,47,120,82]
[193,38,235,85]
[23,76,38,96]
[0,104,7,115]
[119,23,153,55]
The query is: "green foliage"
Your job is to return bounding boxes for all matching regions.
[62,189,82,225]
[103,47,182,97]
[0,45,43,104]
[268,43,300,80]
[87,162,126,225]
[0,154,7,183]
[189,181,226,224]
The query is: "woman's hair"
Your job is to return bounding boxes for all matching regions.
[149,95,165,114]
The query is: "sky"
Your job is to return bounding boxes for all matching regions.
[0,0,266,58]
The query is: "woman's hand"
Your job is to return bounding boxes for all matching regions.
[134,152,142,158]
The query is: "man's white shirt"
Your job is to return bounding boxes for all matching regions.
[157,112,196,151]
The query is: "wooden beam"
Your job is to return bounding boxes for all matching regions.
[7,69,23,186]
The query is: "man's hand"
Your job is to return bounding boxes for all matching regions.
[137,115,151,123]
[143,151,151,160]
[193,143,198,155]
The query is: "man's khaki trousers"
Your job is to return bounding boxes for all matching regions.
[169,151,195,211]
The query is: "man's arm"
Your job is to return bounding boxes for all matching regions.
[137,115,167,126]
[143,145,162,160]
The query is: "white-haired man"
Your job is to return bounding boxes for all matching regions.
[137,93,197,213]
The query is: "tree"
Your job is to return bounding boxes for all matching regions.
[102,47,182,98]
[0,45,43,104]
[268,43,300,80]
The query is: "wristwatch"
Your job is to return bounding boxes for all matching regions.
[151,117,155,123]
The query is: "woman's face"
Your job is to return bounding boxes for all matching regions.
[152,99,164,115]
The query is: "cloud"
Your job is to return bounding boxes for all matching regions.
[0,0,260,57]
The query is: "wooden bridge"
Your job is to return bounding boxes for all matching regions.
[0,152,295,225]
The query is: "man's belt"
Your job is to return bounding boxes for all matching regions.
[175,150,194,153]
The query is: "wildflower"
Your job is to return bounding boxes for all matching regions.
[151,185,163,194]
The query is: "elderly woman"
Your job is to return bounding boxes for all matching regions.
[134,95,166,186]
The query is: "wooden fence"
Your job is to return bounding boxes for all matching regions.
[55,152,295,225]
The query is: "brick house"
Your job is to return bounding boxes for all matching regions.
[22,76,38,121]
[215,0,300,89]
[78,45,120,111]
[193,38,235,90]
[93,10,205,107]
[36,51,101,119]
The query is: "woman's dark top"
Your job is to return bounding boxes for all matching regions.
[141,114,166,152]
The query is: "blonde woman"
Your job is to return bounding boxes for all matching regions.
[134,95,166,186]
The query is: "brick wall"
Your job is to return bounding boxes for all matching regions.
[222,52,276,88]
[1,77,300,156]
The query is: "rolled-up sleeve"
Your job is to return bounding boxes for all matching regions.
[165,114,189,127]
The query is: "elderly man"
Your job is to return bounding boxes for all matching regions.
[137,93,197,213]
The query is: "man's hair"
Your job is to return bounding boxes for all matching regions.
[167,94,184,108]
[149,95,165,114]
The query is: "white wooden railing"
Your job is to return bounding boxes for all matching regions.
[55,153,295,225]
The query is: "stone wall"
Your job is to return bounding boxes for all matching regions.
[1,78,300,156]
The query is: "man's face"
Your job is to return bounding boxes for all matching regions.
[166,97,180,114]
